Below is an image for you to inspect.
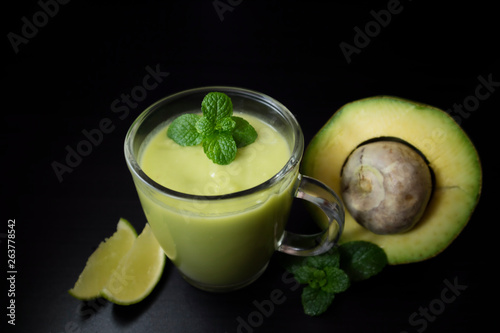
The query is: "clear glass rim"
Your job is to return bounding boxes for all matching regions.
[124,86,304,201]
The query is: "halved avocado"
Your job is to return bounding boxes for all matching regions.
[302,96,482,265]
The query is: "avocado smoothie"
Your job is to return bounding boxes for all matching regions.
[137,113,294,287]
[125,87,345,292]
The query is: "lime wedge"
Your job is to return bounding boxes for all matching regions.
[101,223,166,305]
[69,218,137,300]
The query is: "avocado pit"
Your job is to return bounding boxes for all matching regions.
[341,140,432,235]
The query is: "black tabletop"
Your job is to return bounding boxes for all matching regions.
[3,1,496,332]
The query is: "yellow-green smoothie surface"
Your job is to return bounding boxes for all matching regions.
[137,112,294,287]
[141,113,289,195]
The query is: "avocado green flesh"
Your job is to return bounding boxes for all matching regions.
[302,96,482,265]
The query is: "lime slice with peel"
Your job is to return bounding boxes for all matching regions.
[101,223,166,305]
[69,219,166,305]
[69,218,137,300]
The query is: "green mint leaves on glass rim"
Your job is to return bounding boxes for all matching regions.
[167,92,258,165]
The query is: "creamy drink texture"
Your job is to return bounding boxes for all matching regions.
[140,113,290,195]
[137,112,295,286]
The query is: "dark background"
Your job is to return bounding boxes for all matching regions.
[3,0,497,332]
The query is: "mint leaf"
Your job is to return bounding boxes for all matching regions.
[338,241,388,282]
[201,92,233,123]
[322,266,350,294]
[302,286,336,316]
[195,116,214,137]
[232,116,258,148]
[304,249,340,270]
[218,117,236,132]
[203,132,237,165]
[167,92,257,165]
[167,114,202,146]
[293,266,319,285]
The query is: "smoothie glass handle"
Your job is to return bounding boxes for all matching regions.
[277,175,345,256]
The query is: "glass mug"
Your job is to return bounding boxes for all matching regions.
[124,86,344,292]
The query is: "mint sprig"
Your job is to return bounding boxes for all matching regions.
[282,241,387,316]
[167,92,257,165]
